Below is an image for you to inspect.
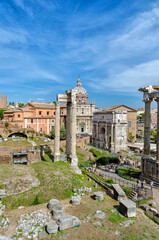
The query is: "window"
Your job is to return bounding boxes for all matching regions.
[18,114,20,118]
[52,119,54,123]
[40,127,43,133]
[128,121,131,127]
[54,112,55,115]
[47,111,49,115]
[31,118,34,123]
[39,111,42,115]
[82,109,84,114]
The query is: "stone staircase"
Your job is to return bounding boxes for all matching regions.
[128,190,137,201]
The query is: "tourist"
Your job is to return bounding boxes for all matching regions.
[150,181,154,192]
[143,180,146,189]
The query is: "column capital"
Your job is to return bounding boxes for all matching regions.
[54,101,60,106]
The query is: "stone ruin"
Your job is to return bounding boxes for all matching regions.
[139,85,159,182]
[54,89,81,174]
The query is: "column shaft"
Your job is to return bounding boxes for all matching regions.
[111,123,114,152]
[156,101,159,160]
[144,101,151,155]
[54,101,60,162]
[66,102,71,157]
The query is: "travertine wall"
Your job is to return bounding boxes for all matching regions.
[28,151,41,164]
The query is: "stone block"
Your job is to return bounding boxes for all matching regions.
[57,216,81,231]
[0,189,5,199]
[47,199,59,210]
[71,195,81,205]
[39,231,47,239]
[94,191,104,201]
[94,210,105,220]
[52,205,64,220]
[46,221,58,235]
[112,184,125,201]
[119,199,136,218]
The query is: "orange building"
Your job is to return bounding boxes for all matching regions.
[4,101,57,135]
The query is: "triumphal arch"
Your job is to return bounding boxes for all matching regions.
[54,89,81,174]
[139,85,159,182]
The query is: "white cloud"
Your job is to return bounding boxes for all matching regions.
[0,28,28,44]
[89,60,159,94]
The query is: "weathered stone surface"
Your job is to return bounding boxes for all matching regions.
[57,216,81,231]
[0,235,12,240]
[0,189,5,199]
[119,199,136,218]
[94,191,104,201]
[52,205,64,220]
[149,208,158,214]
[120,219,134,227]
[71,196,81,205]
[112,184,125,201]
[93,222,102,227]
[39,231,47,239]
[15,210,51,238]
[140,204,149,212]
[47,199,59,210]
[46,221,58,235]
[94,210,105,220]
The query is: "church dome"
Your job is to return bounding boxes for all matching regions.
[73,76,87,95]
[73,76,88,103]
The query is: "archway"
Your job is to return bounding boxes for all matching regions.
[8,132,27,138]
[79,122,85,133]
[99,127,105,148]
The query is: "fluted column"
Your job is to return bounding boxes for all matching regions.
[54,101,60,162]
[144,100,151,155]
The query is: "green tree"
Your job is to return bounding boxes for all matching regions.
[60,126,66,140]
[150,129,157,142]
[18,103,24,108]
[0,110,4,120]
[5,122,9,128]
[50,127,55,139]
[50,126,66,140]
[128,132,135,142]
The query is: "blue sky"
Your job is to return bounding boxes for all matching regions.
[0,0,159,109]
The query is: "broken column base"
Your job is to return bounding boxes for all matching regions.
[54,153,60,162]
[68,156,81,174]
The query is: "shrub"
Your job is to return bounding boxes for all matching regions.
[5,122,9,128]
[89,148,101,158]
[0,184,3,189]
[96,155,120,165]
[32,195,41,205]
[117,167,141,179]
[96,156,109,165]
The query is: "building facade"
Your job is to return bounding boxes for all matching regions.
[103,105,137,140]
[92,111,127,153]
[73,77,96,134]
[4,101,56,135]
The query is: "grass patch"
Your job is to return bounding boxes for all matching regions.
[122,187,133,197]
[108,212,124,223]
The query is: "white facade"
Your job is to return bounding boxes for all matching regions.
[92,111,127,153]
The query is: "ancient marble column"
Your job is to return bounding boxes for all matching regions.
[144,100,151,155]
[54,101,60,162]
[69,92,78,167]
[105,123,107,149]
[66,101,71,158]
[110,123,114,152]
[156,98,159,161]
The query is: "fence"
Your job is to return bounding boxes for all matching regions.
[89,168,153,200]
